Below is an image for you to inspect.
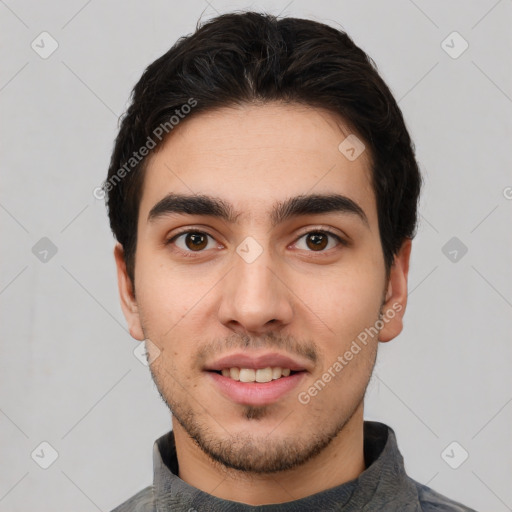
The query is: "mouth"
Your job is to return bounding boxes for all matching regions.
[203,352,311,406]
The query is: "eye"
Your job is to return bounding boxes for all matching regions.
[167,230,218,253]
[166,228,346,257]
[294,230,344,252]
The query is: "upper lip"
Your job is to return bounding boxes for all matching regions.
[203,351,313,372]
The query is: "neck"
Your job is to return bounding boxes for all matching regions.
[173,404,366,505]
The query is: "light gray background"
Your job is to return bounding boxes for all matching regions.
[1,1,511,511]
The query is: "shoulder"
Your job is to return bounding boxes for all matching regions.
[110,485,154,512]
[412,479,478,512]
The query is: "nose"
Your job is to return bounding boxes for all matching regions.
[217,243,294,336]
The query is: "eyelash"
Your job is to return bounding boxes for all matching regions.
[165,228,347,258]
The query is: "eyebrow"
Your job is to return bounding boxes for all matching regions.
[147,192,369,228]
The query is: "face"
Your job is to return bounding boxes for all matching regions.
[115,102,410,474]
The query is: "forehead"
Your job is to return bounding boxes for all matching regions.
[138,102,376,227]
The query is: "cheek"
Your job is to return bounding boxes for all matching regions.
[134,263,185,341]
[134,257,209,369]
[294,264,384,340]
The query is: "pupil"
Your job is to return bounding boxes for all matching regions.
[308,233,327,251]
[187,233,207,250]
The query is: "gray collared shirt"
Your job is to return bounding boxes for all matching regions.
[111,421,477,511]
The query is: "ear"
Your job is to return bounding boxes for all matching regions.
[114,243,144,341]
[378,239,412,343]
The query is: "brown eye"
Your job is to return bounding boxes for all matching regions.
[295,230,343,252]
[305,232,329,251]
[185,232,208,251]
[168,231,215,253]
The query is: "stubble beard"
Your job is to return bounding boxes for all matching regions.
[142,295,385,475]
[149,358,375,475]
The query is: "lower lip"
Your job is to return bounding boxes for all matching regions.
[206,371,307,406]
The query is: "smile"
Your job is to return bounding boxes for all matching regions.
[218,366,294,382]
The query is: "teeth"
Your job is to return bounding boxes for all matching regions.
[219,367,294,382]
[239,368,255,382]
[256,368,273,383]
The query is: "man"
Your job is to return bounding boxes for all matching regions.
[105,11,476,511]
